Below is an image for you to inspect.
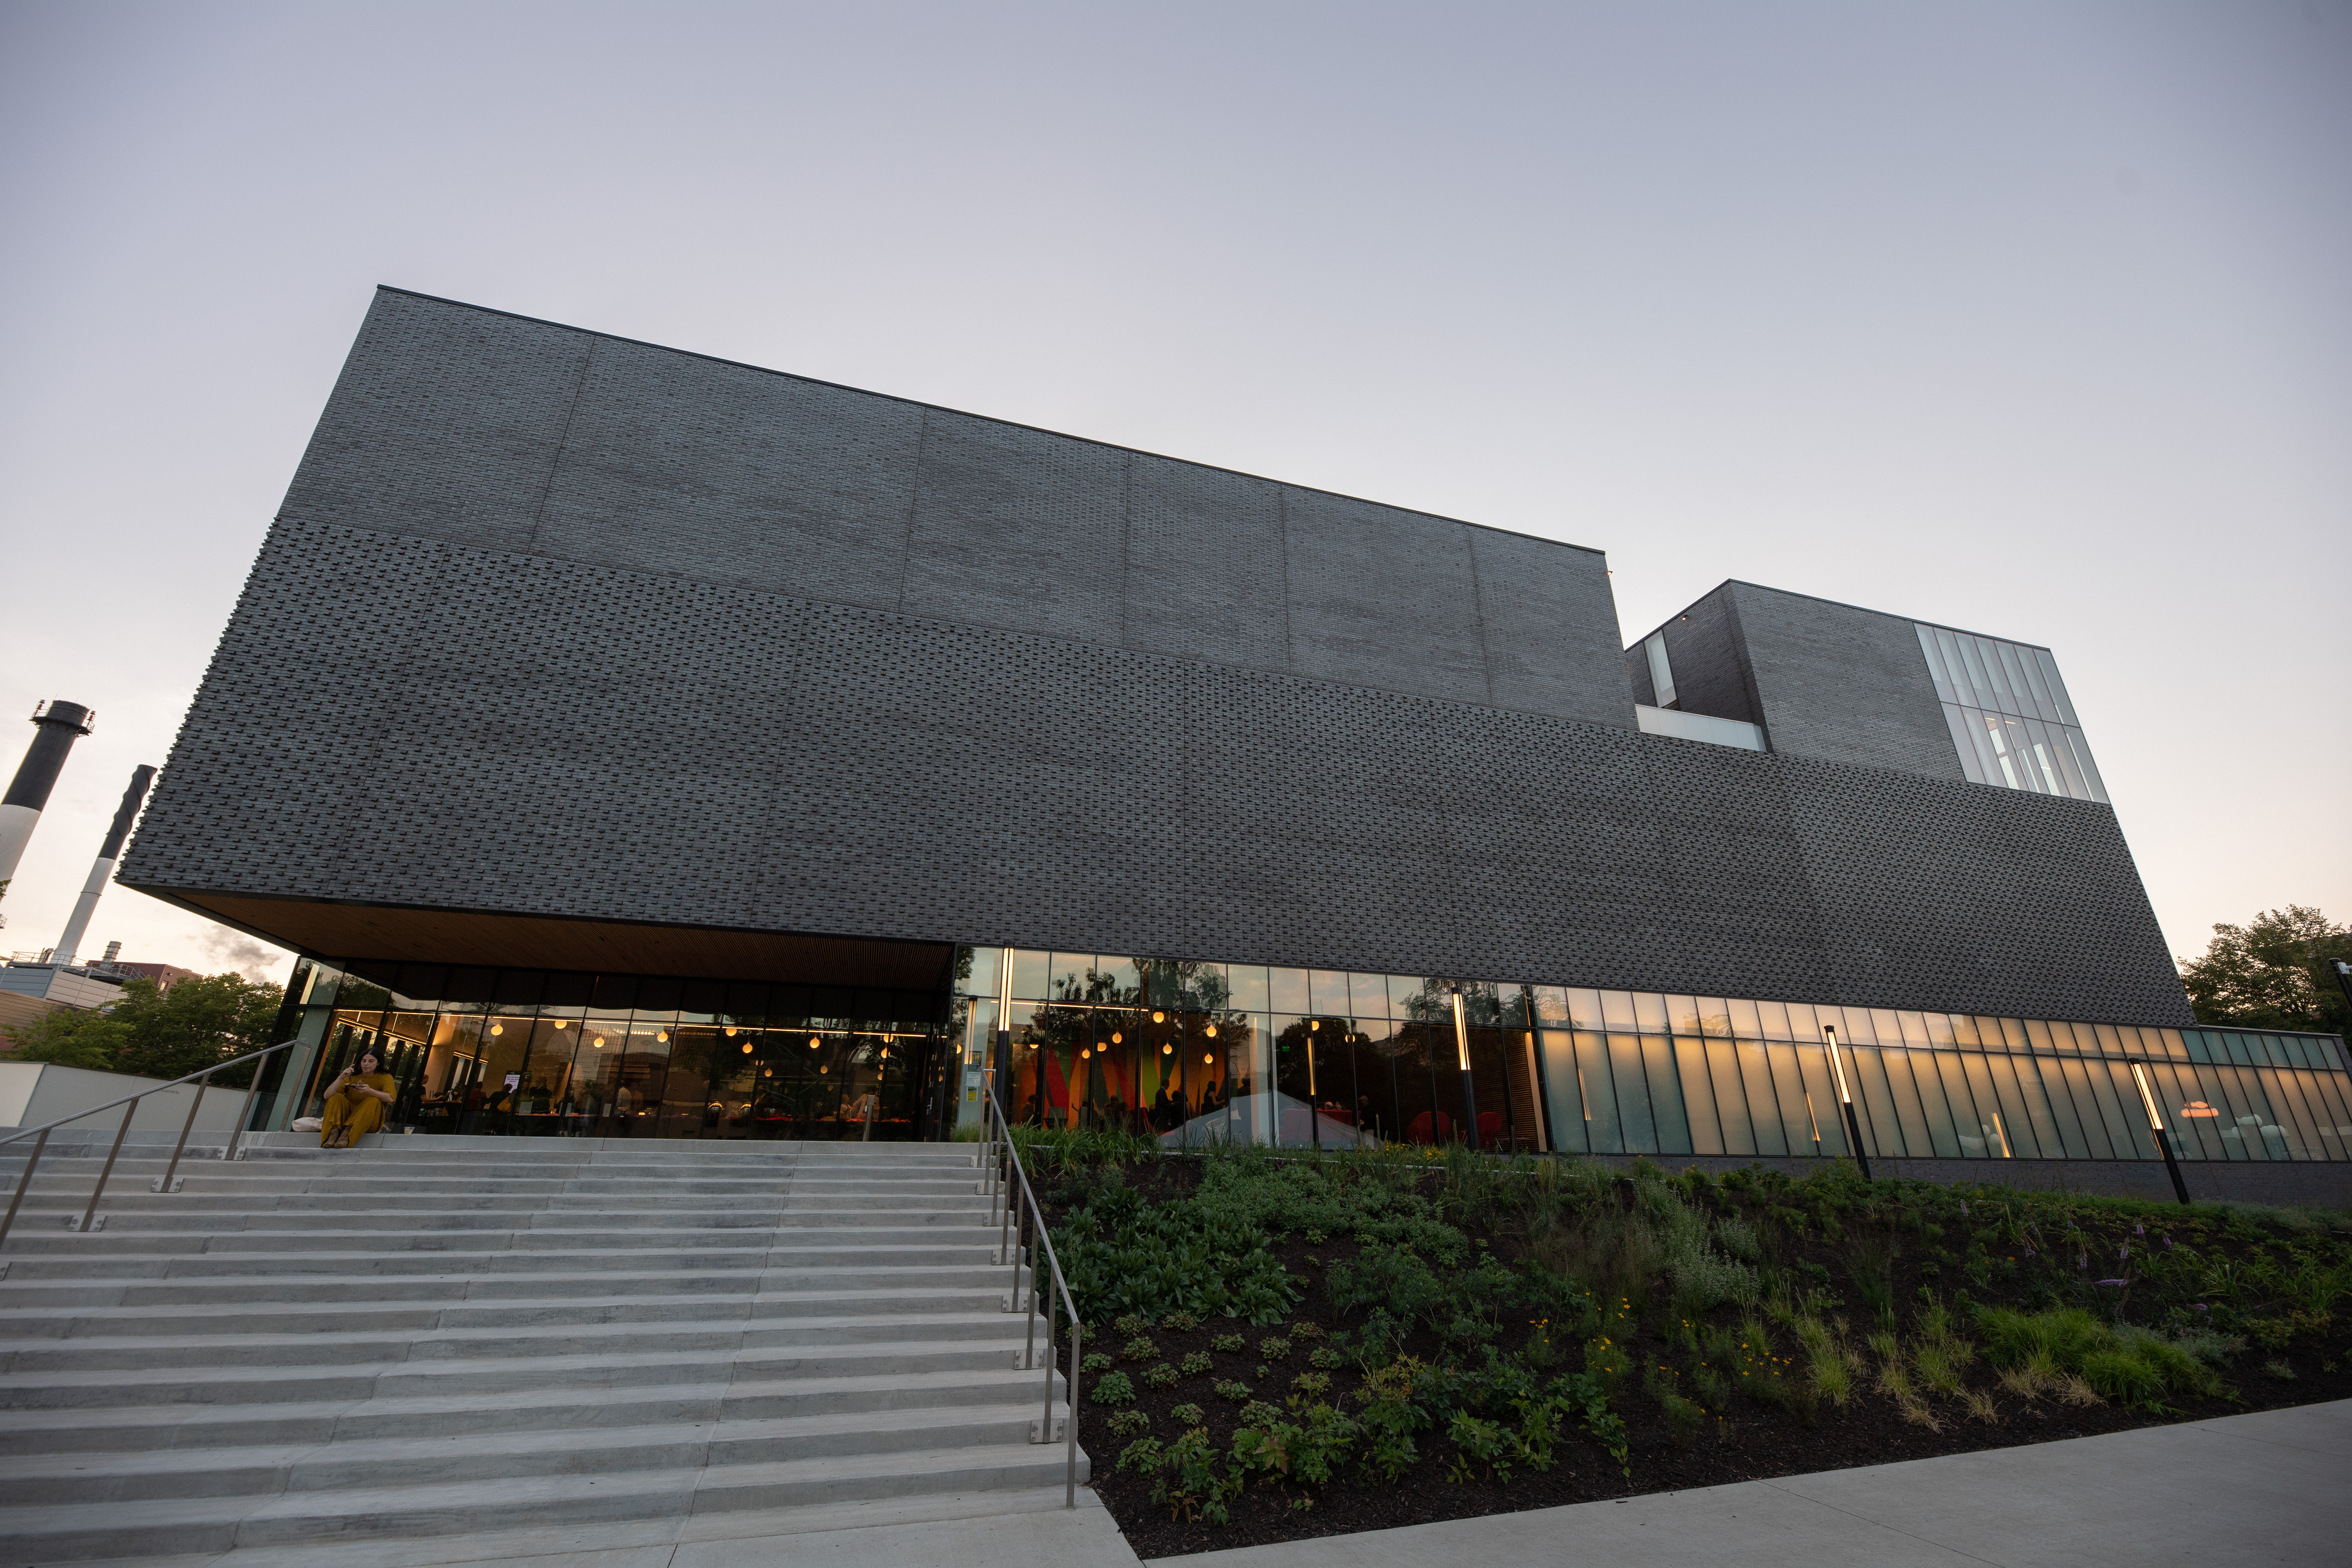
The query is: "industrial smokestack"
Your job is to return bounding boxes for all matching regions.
[52,764,157,968]
[0,700,95,927]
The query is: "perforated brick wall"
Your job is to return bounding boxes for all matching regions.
[122,512,2191,1026]
[277,289,1633,731]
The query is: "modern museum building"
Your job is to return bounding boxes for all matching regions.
[116,288,2351,1190]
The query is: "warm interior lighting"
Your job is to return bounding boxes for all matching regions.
[1310,1019,1320,1032]
[1449,989,1471,1072]
[1111,1032,1123,1044]
[808,1036,819,1048]
[656,1031,668,1043]
[725,1027,737,1037]
[1079,1048,1091,1059]
[762,1068,773,1078]
[1162,1043,1172,1055]
[741,1042,753,1054]
[592,1037,604,1048]
[1152,1011,1165,1024]
[1823,1025,1854,1105]
[554,1020,567,1029]
[1205,1024,1217,1038]
[1203,1053,1214,1064]
[489,1024,503,1037]
[819,1064,828,1074]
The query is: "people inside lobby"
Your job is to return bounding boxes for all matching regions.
[318,1048,396,1148]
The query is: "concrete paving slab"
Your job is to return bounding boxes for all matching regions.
[1154,1400,2352,1568]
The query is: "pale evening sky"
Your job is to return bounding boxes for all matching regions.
[0,2,2345,986]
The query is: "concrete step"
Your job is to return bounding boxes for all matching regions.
[0,1400,1070,1504]
[0,1133,1086,1565]
[0,1263,1014,1309]
[0,1335,1049,1409]
[0,1309,1039,1370]
[0,1439,1088,1560]
[0,1284,1016,1338]
[0,1365,1068,1455]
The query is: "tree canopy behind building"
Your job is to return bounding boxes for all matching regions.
[2177,906,2351,1036]
[2,974,284,1087]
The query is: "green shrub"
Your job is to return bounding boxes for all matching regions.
[2082,1348,2161,1402]
[1354,1360,1432,1481]
[1290,1370,1331,1400]
[1661,1391,1706,1449]
[1446,1410,1512,1482]
[1081,1352,1113,1374]
[1234,1402,1361,1489]
[1163,1310,1200,1332]
[1974,1306,2220,1405]
[1210,1333,1245,1354]
[1214,1378,1253,1402]
[1153,1426,1239,1524]
[1326,1245,1446,1326]
[1180,1350,1212,1376]
[1144,1361,1180,1389]
[1117,1435,1165,1474]
[1094,1371,1136,1405]
[1259,1335,1292,1361]
[1584,1334,1632,1394]
[1170,1402,1205,1426]
[1114,1314,1150,1337]
[1108,1408,1151,1438]
[1309,1345,1346,1369]
[1122,1336,1157,1361]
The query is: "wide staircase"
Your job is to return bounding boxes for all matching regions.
[0,1134,1083,1564]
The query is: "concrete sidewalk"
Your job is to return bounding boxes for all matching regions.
[1156,1399,2352,1567]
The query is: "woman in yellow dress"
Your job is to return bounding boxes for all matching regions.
[319,1048,396,1148]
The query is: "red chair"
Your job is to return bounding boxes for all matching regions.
[1405,1111,1455,1145]
[1478,1111,1503,1146]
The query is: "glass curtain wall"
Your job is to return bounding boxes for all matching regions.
[1915,622,2108,803]
[950,948,2352,1164]
[257,959,946,1140]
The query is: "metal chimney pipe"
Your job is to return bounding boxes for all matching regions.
[53,765,156,967]
[0,701,95,925]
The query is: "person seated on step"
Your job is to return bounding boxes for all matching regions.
[319,1048,397,1148]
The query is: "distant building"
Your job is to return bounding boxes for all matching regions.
[107,962,201,991]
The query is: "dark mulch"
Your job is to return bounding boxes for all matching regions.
[1043,1157,2352,1560]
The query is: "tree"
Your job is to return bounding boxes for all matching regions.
[2177,906,2352,1036]
[3,974,285,1087]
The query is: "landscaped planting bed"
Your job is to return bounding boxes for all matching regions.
[1012,1130,2352,1558]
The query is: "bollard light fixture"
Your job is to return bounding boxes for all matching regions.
[2129,1059,2193,1205]
[1448,988,1479,1152]
[1822,1025,1872,1180]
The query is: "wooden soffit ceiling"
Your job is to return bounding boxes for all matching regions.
[161,892,955,991]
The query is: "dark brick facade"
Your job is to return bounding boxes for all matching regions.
[120,289,2194,1026]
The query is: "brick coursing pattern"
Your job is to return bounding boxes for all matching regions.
[123,515,2192,1026]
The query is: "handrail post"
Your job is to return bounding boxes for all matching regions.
[0,1128,50,1250]
[1021,1202,1039,1365]
[222,1064,265,1162]
[1040,1263,1056,1437]
[1066,1313,1080,1507]
[79,1098,139,1233]
[157,1073,211,1194]
[1010,1196,1028,1309]
[999,1151,1013,1266]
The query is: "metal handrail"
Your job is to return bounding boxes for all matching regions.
[0,1038,304,1247]
[972,1067,1083,1507]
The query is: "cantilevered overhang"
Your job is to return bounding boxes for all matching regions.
[135,887,955,991]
